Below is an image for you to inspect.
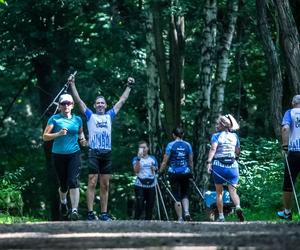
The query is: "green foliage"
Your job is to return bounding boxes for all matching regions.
[238,137,283,212]
[0,167,35,216]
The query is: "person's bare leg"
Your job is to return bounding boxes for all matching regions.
[283,191,293,209]
[100,174,111,213]
[87,174,98,212]
[70,188,79,210]
[228,185,240,207]
[174,201,183,221]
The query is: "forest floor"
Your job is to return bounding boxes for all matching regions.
[0,220,299,249]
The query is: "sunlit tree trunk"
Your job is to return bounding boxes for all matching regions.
[274,0,300,94]
[194,0,217,189]
[145,4,163,159]
[256,0,282,137]
[212,0,239,121]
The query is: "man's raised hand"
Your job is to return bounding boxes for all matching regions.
[127,77,135,88]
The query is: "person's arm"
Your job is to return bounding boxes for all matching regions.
[43,124,67,141]
[68,74,87,114]
[113,77,134,114]
[189,153,194,171]
[206,142,217,173]
[133,159,141,174]
[159,154,169,173]
[282,124,290,150]
[78,129,88,147]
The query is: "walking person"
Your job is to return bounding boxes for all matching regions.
[43,93,87,220]
[132,141,158,220]
[277,95,300,220]
[159,127,193,222]
[69,74,133,221]
[206,114,244,222]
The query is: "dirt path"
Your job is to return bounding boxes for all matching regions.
[0,220,299,249]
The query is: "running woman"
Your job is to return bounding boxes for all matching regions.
[206,114,244,222]
[278,95,300,220]
[132,141,158,220]
[43,93,87,221]
[159,127,193,222]
[69,75,133,221]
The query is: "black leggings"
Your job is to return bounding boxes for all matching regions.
[52,151,81,193]
[134,186,155,220]
[283,151,300,192]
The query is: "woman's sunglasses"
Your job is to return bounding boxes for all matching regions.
[60,101,73,106]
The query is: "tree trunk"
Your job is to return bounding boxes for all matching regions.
[256,0,283,137]
[212,0,239,121]
[145,4,163,159]
[194,0,217,189]
[152,0,183,135]
[274,0,300,94]
[32,55,60,221]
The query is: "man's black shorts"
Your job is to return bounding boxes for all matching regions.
[168,173,192,201]
[88,149,112,175]
[283,151,300,192]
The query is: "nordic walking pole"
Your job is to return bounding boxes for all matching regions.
[154,181,161,220]
[156,181,169,221]
[284,153,300,216]
[189,179,205,200]
[40,71,77,120]
[159,179,177,203]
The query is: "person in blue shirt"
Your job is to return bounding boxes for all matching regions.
[43,93,87,220]
[278,95,300,220]
[159,127,193,222]
[70,74,133,221]
[206,114,244,222]
[132,141,158,220]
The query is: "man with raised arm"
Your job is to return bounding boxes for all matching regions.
[69,75,134,221]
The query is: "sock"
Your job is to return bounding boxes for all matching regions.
[72,208,78,213]
[219,213,224,219]
[60,199,67,204]
[236,205,241,209]
[284,208,291,214]
[184,211,190,215]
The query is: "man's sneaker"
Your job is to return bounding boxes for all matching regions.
[277,210,292,220]
[236,208,245,222]
[184,213,191,221]
[216,217,225,222]
[99,212,113,221]
[70,210,79,221]
[177,217,184,223]
[87,211,98,221]
[59,203,69,217]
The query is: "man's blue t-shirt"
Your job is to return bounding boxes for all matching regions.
[282,108,300,151]
[47,114,82,154]
[165,139,193,174]
[85,108,116,151]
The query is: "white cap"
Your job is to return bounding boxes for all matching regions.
[59,94,73,104]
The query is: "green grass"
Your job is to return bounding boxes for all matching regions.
[0,213,43,224]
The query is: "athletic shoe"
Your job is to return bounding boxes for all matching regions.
[216,217,225,222]
[277,210,292,220]
[59,203,69,217]
[70,210,79,221]
[87,211,98,221]
[99,212,113,221]
[184,213,191,221]
[177,217,184,223]
[236,208,245,222]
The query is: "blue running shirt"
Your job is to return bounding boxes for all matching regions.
[132,155,158,188]
[282,108,300,151]
[85,108,116,151]
[47,114,82,154]
[165,140,193,174]
[211,131,240,159]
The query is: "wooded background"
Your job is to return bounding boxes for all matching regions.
[0,0,300,221]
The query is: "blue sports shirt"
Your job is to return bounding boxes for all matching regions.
[282,108,300,152]
[85,108,116,151]
[165,139,193,174]
[47,114,82,154]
